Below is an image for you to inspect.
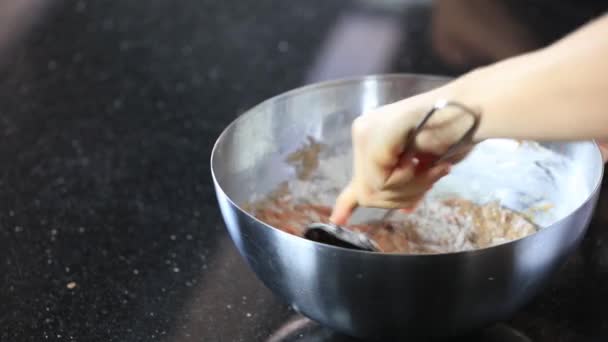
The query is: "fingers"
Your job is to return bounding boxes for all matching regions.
[332,96,469,219]
[330,184,358,225]
[383,158,415,189]
[334,162,451,217]
[399,195,425,213]
[415,105,477,155]
[378,165,449,207]
[385,162,450,193]
[423,163,452,183]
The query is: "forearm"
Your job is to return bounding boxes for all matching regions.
[444,14,608,141]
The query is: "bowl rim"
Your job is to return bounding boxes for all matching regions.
[210,73,605,257]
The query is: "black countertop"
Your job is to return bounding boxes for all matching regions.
[1,1,608,341]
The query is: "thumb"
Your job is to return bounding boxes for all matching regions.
[330,184,359,225]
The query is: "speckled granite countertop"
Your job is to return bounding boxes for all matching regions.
[1,0,608,341]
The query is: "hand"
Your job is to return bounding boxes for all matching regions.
[330,90,478,225]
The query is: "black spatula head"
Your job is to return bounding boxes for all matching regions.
[303,223,380,252]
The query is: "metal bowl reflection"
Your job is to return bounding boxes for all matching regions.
[211,74,603,338]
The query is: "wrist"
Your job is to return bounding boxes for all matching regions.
[408,93,481,157]
[435,67,493,142]
[436,49,549,142]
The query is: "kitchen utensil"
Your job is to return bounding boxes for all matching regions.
[211,74,603,338]
[303,100,481,251]
[303,222,380,251]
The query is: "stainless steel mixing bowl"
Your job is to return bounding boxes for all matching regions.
[211,74,604,338]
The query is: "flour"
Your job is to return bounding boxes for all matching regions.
[249,140,543,254]
[287,148,351,206]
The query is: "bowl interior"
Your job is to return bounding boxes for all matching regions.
[212,74,603,230]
